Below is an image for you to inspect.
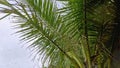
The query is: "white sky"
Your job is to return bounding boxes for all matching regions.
[0,1,63,68]
[0,16,41,68]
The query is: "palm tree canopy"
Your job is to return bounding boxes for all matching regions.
[0,0,119,68]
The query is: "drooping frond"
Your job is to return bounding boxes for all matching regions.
[0,0,118,68]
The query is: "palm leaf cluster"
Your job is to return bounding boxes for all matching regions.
[0,0,119,68]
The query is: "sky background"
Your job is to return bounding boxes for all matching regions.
[0,16,41,68]
[0,1,63,68]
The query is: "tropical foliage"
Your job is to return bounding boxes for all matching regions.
[0,0,120,68]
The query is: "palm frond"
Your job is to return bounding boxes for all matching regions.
[0,0,118,68]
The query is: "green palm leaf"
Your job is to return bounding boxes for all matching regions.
[0,0,119,68]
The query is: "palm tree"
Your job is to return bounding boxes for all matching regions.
[110,0,120,67]
[0,0,119,68]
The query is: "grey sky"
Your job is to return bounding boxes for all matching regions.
[0,16,41,68]
[0,1,63,68]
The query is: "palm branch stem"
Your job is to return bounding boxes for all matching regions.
[83,0,92,68]
[28,20,82,68]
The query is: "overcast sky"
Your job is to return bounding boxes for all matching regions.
[0,16,41,68]
[0,1,63,68]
